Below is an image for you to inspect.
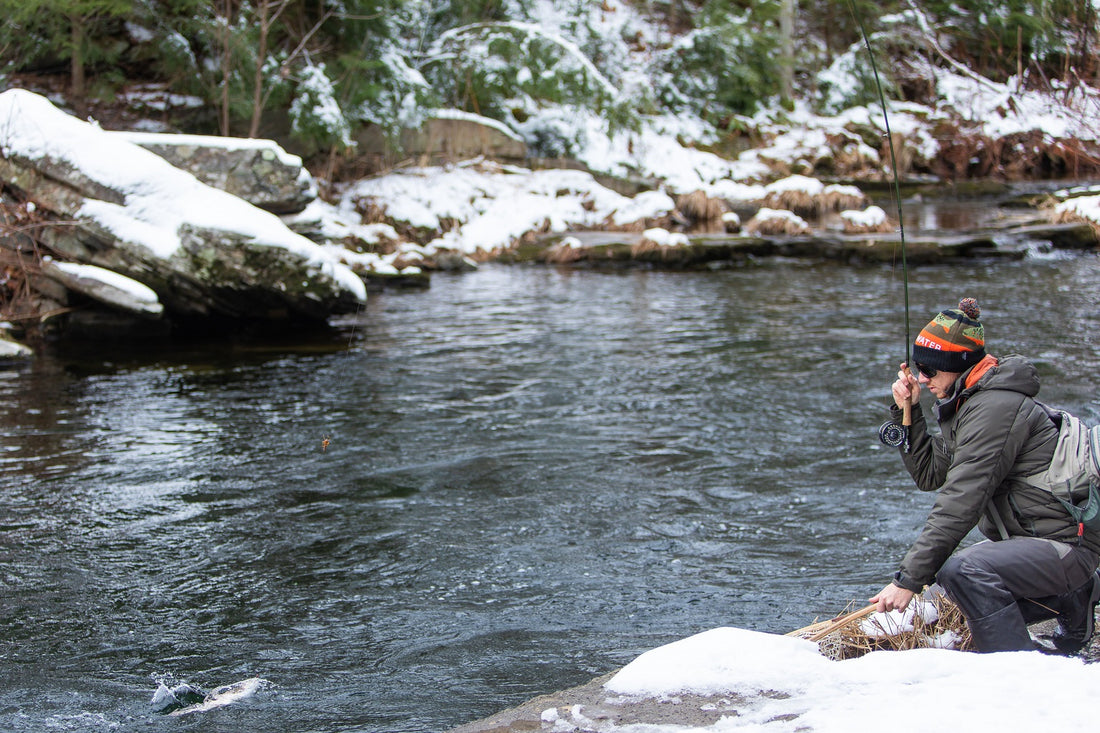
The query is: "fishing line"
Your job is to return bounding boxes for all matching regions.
[345,298,365,355]
[847,1,911,361]
[846,1,914,450]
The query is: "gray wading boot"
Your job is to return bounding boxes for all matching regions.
[967,604,1037,652]
[1051,571,1100,655]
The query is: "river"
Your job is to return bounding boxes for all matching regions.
[2,250,1098,732]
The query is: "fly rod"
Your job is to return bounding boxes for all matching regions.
[848,3,914,452]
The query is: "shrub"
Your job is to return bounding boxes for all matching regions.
[648,3,781,121]
[290,63,353,151]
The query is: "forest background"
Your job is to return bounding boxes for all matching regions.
[2,0,1097,179]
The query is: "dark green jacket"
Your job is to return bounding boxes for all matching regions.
[889,354,1099,592]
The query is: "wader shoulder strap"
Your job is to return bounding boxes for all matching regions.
[989,507,1011,541]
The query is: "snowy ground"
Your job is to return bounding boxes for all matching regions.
[297,67,1100,277]
[603,626,1099,732]
[452,622,1099,733]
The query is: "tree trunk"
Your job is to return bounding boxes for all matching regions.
[219,0,235,136]
[70,14,86,115]
[248,1,270,138]
[779,0,795,108]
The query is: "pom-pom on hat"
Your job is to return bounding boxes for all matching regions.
[912,297,986,374]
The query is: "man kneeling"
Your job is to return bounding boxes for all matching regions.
[871,297,1100,653]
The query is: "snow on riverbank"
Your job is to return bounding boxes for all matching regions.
[532,626,1100,732]
[304,66,1100,268]
[5,64,1100,288]
[1055,194,1100,228]
[336,161,675,255]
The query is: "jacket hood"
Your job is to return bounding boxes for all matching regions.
[935,354,1039,420]
[970,354,1039,396]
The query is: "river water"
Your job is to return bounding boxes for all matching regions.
[2,250,1098,732]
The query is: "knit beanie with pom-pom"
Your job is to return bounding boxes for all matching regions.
[912,297,986,374]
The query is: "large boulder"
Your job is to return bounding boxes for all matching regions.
[354,111,527,168]
[109,131,317,214]
[0,89,366,325]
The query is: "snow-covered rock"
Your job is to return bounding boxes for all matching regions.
[0,89,366,325]
[110,131,318,214]
[39,257,164,317]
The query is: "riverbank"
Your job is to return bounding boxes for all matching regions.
[448,620,1100,733]
[445,671,738,732]
[5,64,1100,355]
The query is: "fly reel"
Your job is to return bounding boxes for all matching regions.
[881,400,913,452]
[878,420,907,447]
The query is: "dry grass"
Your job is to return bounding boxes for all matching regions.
[842,219,894,235]
[744,208,810,236]
[1049,205,1095,226]
[760,188,817,217]
[882,131,916,177]
[1042,197,1100,237]
[603,217,649,233]
[676,190,729,227]
[630,237,665,257]
[353,196,389,224]
[544,238,588,264]
[822,185,867,214]
[789,592,973,661]
[631,229,690,258]
[840,206,895,234]
[758,179,868,219]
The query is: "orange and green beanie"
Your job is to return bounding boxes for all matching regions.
[912,297,986,374]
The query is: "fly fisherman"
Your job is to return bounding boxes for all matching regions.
[870,297,1100,653]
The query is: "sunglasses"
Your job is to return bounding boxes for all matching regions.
[914,362,938,379]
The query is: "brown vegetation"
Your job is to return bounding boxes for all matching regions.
[544,238,589,263]
[840,206,895,234]
[601,216,650,233]
[790,593,973,661]
[822,186,867,213]
[759,184,867,219]
[629,237,667,258]
[1046,198,1100,236]
[744,209,811,236]
[675,190,729,232]
[353,196,390,224]
[759,188,817,217]
[824,131,875,177]
[0,190,57,329]
[931,123,1100,181]
[880,131,918,178]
